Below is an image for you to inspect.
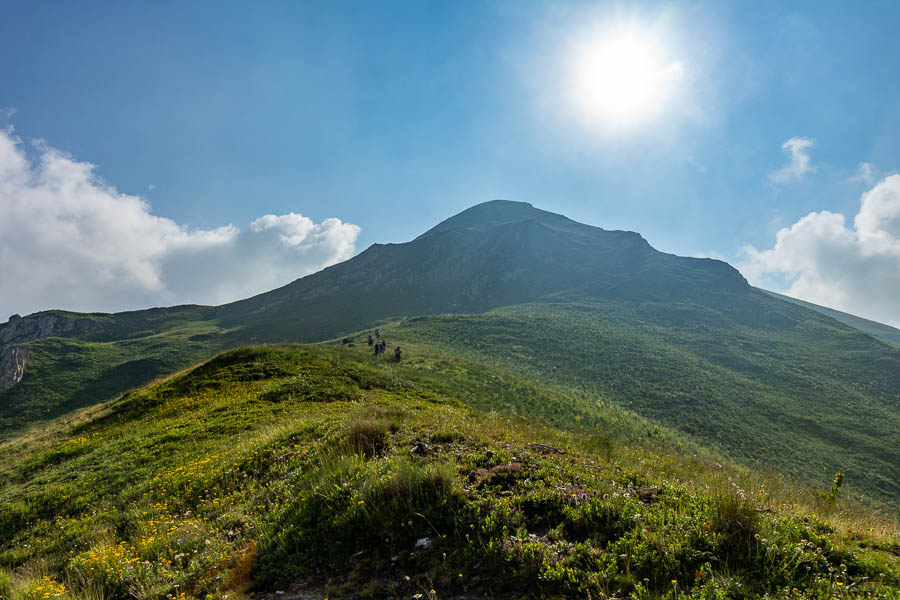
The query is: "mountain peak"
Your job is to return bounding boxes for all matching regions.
[417,199,583,239]
[218,200,750,341]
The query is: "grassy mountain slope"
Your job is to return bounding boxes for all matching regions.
[763,291,900,347]
[2,200,899,509]
[212,200,748,343]
[381,292,900,504]
[1,345,897,599]
[0,200,757,440]
[0,310,227,435]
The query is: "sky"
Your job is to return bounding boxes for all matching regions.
[1,1,900,326]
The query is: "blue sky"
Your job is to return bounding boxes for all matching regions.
[2,1,900,324]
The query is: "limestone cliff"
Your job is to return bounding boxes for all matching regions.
[1,313,99,345]
[0,345,28,392]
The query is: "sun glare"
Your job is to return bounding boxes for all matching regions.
[569,26,682,129]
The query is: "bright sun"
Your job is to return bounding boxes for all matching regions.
[570,26,682,129]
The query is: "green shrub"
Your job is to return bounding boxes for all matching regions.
[0,568,11,597]
[430,429,465,444]
[829,469,845,500]
[709,487,760,560]
[258,377,360,403]
[345,418,391,457]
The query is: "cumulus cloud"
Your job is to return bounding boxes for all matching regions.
[0,129,360,317]
[769,137,815,184]
[738,174,900,327]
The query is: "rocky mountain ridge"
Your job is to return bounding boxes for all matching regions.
[0,312,101,345]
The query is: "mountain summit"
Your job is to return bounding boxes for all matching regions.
[416,200,576,237]
[221,200,749,338]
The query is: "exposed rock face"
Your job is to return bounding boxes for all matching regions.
[0,313,99,345]
[0,344,28,392]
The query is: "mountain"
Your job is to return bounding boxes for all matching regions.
[1,200,899,504]
[0,199,751,428]
[216,200,749,341]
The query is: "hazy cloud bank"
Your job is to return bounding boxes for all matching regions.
[739,174,900,327]
[0,129,360,318]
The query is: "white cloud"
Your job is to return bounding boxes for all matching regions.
[769,137,815,184]
[0,129,360,317]
[0,107,15,121]
[849,162,875,185]
[738,174,900,327]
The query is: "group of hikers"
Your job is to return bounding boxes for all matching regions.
[368,328,402,361]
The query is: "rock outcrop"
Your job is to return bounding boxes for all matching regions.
[0,344,28,392]
[1,312,99,345]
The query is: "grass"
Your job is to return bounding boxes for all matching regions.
[0,320,229,439]
[0,344,897,599]
[4,287,899,515]
[377,294,900,505]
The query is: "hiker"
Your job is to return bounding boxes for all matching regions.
[394,346,402,362]
[375,328,381,339]
[381,340,387,354]
[367,335,374,347]
[374,342,380,356]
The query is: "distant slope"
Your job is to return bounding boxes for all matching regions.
[763,289,900,346]
[383,291,900,504]
[0,307,227,435]
[1,345,897,599]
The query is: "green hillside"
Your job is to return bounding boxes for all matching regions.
[763,291,900,347]
[2,200,899,510]
[1,345,897,599]
[380,292,900,505]
[0,312,227,435]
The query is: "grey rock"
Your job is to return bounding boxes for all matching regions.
[0,345,28,392]
[1,313,97,345]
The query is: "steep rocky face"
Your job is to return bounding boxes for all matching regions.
[0,345,28,392]
[0,313,100,345]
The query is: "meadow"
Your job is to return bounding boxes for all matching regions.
[1,344,897,599]
[382,296,900,505]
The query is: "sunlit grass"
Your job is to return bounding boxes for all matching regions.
[0,344,896,598]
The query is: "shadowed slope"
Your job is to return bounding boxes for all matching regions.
[218,200,748,340]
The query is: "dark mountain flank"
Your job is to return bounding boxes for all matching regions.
[1,200,898,503]
[216,200,749,340]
